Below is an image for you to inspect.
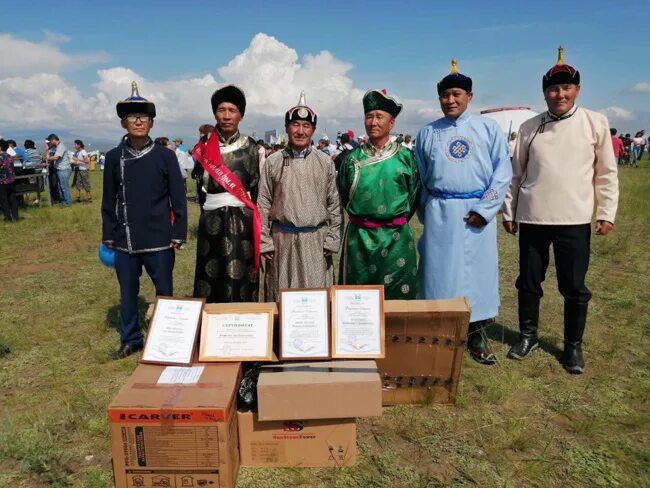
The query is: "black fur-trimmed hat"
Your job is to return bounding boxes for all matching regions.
[211,84,246,116]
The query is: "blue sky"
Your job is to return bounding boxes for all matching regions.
[1,0,649,142]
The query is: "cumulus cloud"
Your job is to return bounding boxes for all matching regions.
[0,33,109,77]
[625,82,650,94]
[0,32,437,140]
[598,106,634,122]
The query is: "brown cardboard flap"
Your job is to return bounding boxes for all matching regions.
[109,363,241,413]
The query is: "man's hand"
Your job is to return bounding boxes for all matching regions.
[503,221,518,235]
[323,249,333,257]
[595,220,614,236]
[262,251,275,261]
[464,211,487,228]
[104,240,115,249]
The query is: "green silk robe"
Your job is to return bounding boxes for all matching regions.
[337,141,420,299]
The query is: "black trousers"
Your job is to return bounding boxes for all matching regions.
[516,223,592,304]
[0,183,19,221]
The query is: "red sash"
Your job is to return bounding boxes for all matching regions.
[193,132,260,272]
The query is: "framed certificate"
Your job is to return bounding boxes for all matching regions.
[141,297,204,366]
[199,305,275,361]
[279,289,330,360]
[331,285,385,358]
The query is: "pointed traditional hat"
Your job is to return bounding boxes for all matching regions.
[116,81,156,119]
[363,89,402,117]
[211,84,246,116]
[285,91,317,126]
[437,59,472,95]
[542,46,580,91]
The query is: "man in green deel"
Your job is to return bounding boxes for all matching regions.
[337,89,420,298]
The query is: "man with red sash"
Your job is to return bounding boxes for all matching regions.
[257,92,342,301]
[192,85,260,303]
[337,89,420,299]
[102,82,187,359]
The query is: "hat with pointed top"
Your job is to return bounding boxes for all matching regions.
[436,59,473,95]
[542,46,580,91]
[363,89,402,117]
[211,84,246,116]
[285,91,317,126]
[116,81,156,119]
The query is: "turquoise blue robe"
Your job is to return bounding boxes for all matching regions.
[415,111,512,322]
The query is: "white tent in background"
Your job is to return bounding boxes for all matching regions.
[480,107,538,136]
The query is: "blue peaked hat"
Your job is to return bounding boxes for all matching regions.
[116,81,156,119]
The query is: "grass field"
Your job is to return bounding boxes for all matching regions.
[0,157,648,488]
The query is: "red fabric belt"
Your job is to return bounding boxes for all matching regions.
[348,215,407,229]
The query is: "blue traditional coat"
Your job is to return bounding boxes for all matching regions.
[415,111,512,321]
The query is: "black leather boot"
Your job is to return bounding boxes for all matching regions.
[467,320,497,365]
[507,292,540,360]
[561,301,588,374]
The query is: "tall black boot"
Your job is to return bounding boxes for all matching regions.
[507,292,540,359]
[467,320,497,365]
[561,301,588,374]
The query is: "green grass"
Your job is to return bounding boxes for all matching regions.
[1,157,649,487]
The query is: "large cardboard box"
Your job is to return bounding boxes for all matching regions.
[376,298,470,405]
[109,363,241,488]
[237,411,356,467]
[257,360,382,421]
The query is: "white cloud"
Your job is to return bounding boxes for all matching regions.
[598,106,635,122]
[0,32,437,140]
[626,82,650,94]
[0,33,109,77]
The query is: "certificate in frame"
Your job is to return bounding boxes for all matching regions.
[141,296,205,366]
[199,304,275,362]
[330,285,385,359]
[279,288,330,361]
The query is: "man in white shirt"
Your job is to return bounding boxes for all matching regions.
[502,47,619,374]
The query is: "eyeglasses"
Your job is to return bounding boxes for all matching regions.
[124,114,151,123]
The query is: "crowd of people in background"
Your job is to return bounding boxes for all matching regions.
[610,128,648,167]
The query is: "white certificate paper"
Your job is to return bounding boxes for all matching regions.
[333,288,383,357]
[157,366,204,384]
[142,298,203,365]
[203,313,271,360]
[281,290,329,359]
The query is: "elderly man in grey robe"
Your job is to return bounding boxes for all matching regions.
[257,93,342,301]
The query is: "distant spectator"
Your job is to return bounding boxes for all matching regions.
[45,134,72,207]
[23,140,43,169]
[7,140,29,166]
[256,139,267,170]
[0,139,18,222]
[631,130,645,166]
[401,134,414,151]
[317,138,331,156]
[71,139,92,202]
[508,132,517,159]
[610,128,624,165]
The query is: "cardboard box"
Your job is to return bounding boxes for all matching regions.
[109,363,241,488]
[237,411,356,467]
[376,298,470,405]
[257,360,382,421]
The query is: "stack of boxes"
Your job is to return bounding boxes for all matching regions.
[108,296,469,487]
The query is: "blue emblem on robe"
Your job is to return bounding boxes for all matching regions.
[446,136,473,161]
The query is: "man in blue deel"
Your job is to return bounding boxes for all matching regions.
[101,82,187,359]
[415,59,512,365]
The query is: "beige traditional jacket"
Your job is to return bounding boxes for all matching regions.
[502,106,619,224]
